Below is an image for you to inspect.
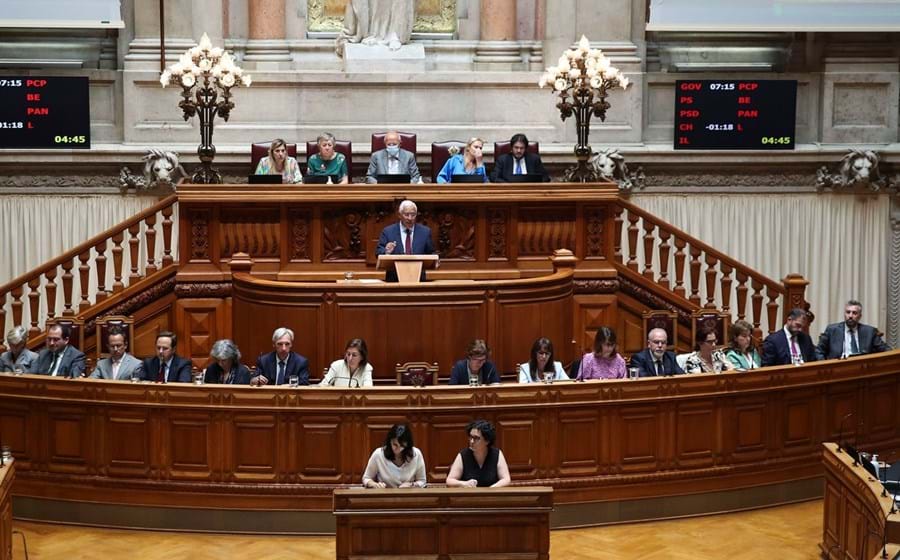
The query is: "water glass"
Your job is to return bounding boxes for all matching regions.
[1,446,11,461]
[713,362,722,374]
[289,374,300,388]
[130,371,141,383]
[627,367,639,380]
[13,366,24,375]
[193,372,205,385]
[468,376,479,388]
[542,371,553,384]
[344,271,355,281]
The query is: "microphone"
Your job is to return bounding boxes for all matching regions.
[837,412,854,453]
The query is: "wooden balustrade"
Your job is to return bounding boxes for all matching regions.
[0,196,178,341]
[614,200,806,333]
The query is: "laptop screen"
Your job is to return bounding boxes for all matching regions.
[450,174,486,184]
[248,174,283,184]
[303,175,340,184]
[375,174,411,184]
[507,174,543,183]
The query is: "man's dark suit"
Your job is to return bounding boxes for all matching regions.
[815,322,889,360]
[448,360,500,385]
[255,351,310,385]
[628,349,684,377]
[375,222,436,282]
[29,345,86,377]
[490,152,551,183]
[142,355,192,382]
[761,329,817,366]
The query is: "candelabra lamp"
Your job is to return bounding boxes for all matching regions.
[540,36,630,182]
[160,33,251,183]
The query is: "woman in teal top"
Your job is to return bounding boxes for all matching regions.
[724,320,762,370]
[436,137,487,183]
[307,132,349,184]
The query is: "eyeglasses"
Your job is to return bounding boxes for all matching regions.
[537,351,551,356]
[468,434,482,442]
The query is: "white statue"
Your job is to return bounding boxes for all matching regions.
[119,149,186,192]
[336,0,415,57]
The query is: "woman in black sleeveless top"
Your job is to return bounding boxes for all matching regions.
[446,419,511,488]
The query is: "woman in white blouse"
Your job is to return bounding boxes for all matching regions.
[320,338,373,387]
[363,423,427,488]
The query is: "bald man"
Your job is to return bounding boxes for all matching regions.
[365,130,421,183]
[628,328,684,377]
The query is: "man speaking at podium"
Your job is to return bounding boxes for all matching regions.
[376,199,436,282]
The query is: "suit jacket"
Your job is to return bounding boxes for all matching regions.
[490,152,551,183]
[29,345,86,377]
[448,359,500,385]
[90,353,144,381]
[204,362,251,385]
[0,348,38,372]
[628,349,684,377]
[255,351,310,385]
[365,148,421,183]
[815,322,889,360]
[761,329,818,367]
[142,355,192,383]
[376,222,436,282]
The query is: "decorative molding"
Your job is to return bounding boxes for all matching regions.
[307,0,456,33]
[429,209,476,260]
[488,208,507,259]
[618,275,693,326]
[584,207,605,258]
[323,211,366,260]
[190,212,210,260]
[174,282,232,298]
[589,149,645,194]
[290,210,311,260]
[0,175,118,188]
[644,173,816,188]
[888,214,900,348]
[574,279,619,294]
[83,276,177,333]
[816,149,895,194]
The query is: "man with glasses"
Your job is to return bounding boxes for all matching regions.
[29,323,86,377]
[365,130,421,184]
[629,327,684,377]
[375,199,436,282]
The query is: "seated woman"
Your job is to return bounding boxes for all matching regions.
[576,326,626,380]
[446,419,511,488]
[448,339,500,386]
[682,325,735,374]
[254,138,302,184]
[320,338,373,387]
[362,423,427,488]
[436,137,487,183]
[203,339,251,384]
[518,337,568,383]
[307,132,349,184]
[724,320,761,370]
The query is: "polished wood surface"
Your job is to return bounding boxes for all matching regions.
[1,351,898,525]
[11,499,825,560]
[821,442,900,559]
[333,487,552,559]
[0,459,14,560]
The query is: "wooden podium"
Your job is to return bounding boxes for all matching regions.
[334,486,552,559]
[376,254,439,283]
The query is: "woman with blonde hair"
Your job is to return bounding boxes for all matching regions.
[254,138,302,184]
[436,137,487,183]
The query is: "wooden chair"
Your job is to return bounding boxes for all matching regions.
[430,140,466,183]
[371,131,417,155]
[47,318,85,353]
[250,141,298,173]
[396,362,439,387]
[641,310,678,351]
[493,141,540,158]
[691,310,730,349]
[94,315,135,361]
[305,139,353,178]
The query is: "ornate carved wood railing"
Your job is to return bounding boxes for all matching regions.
[613,199,808,334]
[0,195,178,342]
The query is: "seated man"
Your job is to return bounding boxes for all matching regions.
[0,325,38,373]
[90,326,144,381]
[252,327,310,386]
[29,323,86,377]
[629,327,684,377]
[761,308,818,366]
[449,339,500,385]
[365,130,421,183]
[816,299,890,360]
[490,133,551,183]
[143,331,192,383]
[375,199,436,282]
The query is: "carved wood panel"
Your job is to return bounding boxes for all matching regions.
[584,206,607,259]
[105,409,151,477]
[728,397,768,462]
[167,412,215,479]
[46,406,91,474]
[619,406,660,472]
[420,208,476,260]
[495,417,537,477]
[517,207,576,256]
[219,209,281,258]
[231,414,278,481]
[487,207,508,260]
[0,405,30,468]
[674,401,715,468]
[323,210,367,261]
[174,298,230,369]
[557,409,599,476]
[297,420,342,482]
[289,209,312,261]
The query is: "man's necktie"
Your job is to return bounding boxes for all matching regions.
[157,363,167,383]
[655,360,662,376]
[49,352,60,376]
[515,158,523,175]
[850,330,859,355]
[404,228,412,254]
[790,336,799,360]
[276,360,286,385]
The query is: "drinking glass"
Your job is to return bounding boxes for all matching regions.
[468,376,479,388]
[627,367,639,380]
[289,374,300,388]
[543,371,553,384]
[193,372,205,385]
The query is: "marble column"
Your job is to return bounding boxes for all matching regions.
[474,0,523,69]
[245,0,291,68]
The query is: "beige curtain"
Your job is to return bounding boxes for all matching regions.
[0,195,176,337]
[629,193,889,336]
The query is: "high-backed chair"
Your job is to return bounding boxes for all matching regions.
[691,310,730,350]
[641,310,678,352]
[94,315,135,361]
[306,139,353,179]
[250,141,298,173]
[430,140,466,183]
[371,131,417,155]
[47,317,85,353]
[396,362,439,387]
[493,141,540,158]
